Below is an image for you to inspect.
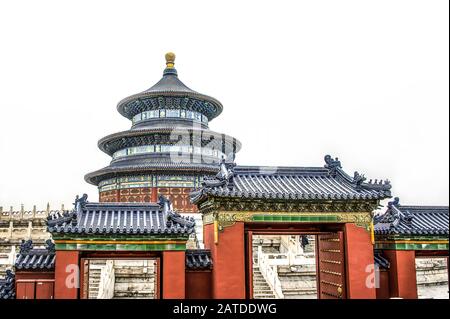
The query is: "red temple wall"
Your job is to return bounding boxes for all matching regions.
[204,222,246,299]
[162,251,186,299]
[185,271,212,299]
[54,250,80,299]
[383,250,418,299]
[99,187,198,213]
[344,223,376,299]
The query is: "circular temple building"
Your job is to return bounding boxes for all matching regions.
[85,53,241,212]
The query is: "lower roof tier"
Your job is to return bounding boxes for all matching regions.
[85,158,221,186]
[98,127,242,156]
[117,81,223,121]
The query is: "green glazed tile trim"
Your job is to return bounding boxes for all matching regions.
[375,242,449,251]
[55,243,186,251]
[252,214,340,223]
[52,235,189,241]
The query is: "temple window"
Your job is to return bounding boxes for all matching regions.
[132,109,208,124]
[112,144,224,159]
[98,175,202,192]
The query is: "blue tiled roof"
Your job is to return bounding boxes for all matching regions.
[0,270,15,299]
[117,64,223,121]
[191,156,392,203]
[374,251,390,270]
[15,239,55,271]
[374,198,449,236]
[47,195,195,236]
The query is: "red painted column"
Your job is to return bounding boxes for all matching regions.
[151,187,158,202]
[344,223,376,299]
[205,222,246,299]
[383,250,418,299]
[162,251,185,299]
[54,251,80,299]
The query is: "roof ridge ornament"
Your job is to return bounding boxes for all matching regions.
[163,52,178,76]
[402,210,414,225]
[353,171,367,189]
[388,197,400,208]
[73,194,88,211]
[324,155,342,177]
[165,52,175,68]
[202,158,235,190]
[46,206,78,228]
[45,239,56,253]
[158,195,195,229]
[158,195,173,211]
[166,210,195,229]
[356,174,392,195]
[19,239,33,255]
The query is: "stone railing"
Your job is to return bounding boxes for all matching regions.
[280,236,301,255]
[97,260,115,299]
[257,246,284,299]
[0,204,68,220]
[264,252,316,266]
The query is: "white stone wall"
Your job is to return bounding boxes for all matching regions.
[180,213,204,249]
[416,257,449,299]
[0,207,52,278]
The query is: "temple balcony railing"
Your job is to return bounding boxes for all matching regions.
[263,252,316,266]
[257,246,284,299]
[97,260,115,299]
[0,204,68,220]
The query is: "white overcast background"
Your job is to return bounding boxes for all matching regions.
[0,0,448,210]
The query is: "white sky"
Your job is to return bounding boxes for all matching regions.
[0,0,448,210]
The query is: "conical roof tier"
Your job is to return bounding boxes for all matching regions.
[117,53,223,123]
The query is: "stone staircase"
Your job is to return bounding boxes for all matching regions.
[252,235,318,299]
[88,260,106,299]
[252,236,278,299]
[88,259,157,299]
[416,258,449,299]
[278,264,317,299]
[253,265,276,299]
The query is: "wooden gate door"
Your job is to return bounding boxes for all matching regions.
[16,281,35,299]
[317,231,346,299]
[35,281,54,299]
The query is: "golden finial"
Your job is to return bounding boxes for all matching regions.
[165,52,176,68]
